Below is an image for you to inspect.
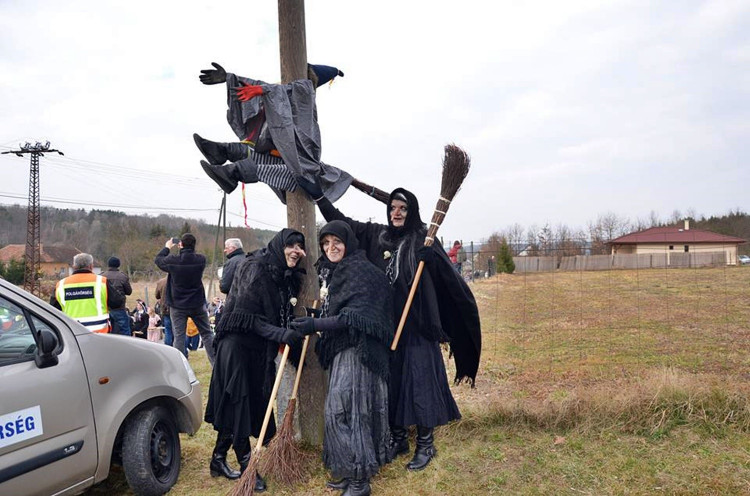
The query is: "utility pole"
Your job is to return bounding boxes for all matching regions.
[277,0,326,445]
[2,141,63,296]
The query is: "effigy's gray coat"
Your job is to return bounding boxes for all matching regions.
[224,73,352,203]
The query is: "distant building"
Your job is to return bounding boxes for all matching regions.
[0,244,101,277]
[608,220,746,265]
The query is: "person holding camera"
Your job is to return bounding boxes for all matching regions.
[154,234,215,365]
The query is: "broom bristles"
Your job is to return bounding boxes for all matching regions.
[257,398,306,485]
[440,144,471,200]
[231,455,260,496]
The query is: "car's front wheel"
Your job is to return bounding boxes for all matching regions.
[121,405,181,496]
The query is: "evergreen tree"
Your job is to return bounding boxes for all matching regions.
[497,239,515,274]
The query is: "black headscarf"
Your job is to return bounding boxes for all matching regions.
[315,220,393,379]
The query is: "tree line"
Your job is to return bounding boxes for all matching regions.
[0,204,276,279]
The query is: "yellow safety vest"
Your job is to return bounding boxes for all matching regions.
[55,272,110,333]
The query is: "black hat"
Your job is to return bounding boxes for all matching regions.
[107,256,121,268]
[308,64,344,87]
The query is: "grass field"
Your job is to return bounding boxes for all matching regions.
[87,266,750,495]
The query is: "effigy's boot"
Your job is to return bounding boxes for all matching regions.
[193,133,249,165]
[406,426,436,471]
[209,432,240,480]
[200,158,259,194]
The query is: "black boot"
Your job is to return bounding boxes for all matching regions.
[209,433,240,480]
[193,133,249,165]
[342,478,371,496]
[201,158,260,195]
[234,439,266,492]
[389,425,410,459]
[406,426,436,471]
[326,478,350,490]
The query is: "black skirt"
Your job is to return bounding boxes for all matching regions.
[389,329,461,428]
[204,334,276,442]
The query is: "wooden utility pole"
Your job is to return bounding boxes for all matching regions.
[277,0,326,445]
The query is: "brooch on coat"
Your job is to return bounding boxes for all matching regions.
[383,250,392,259]
[289,297,298,307]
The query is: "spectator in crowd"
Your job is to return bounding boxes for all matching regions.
[154,233,216,365]
[51,253,125,333]
[185,316,201,352]
[131,300,149,339]
[101,256,133,335]
[155,276,173,346]
[220,238,245,294]
[147,307,161,342]
[204,229,306,490]
[447,240,465,275]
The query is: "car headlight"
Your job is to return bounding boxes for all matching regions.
[179,353,199,384]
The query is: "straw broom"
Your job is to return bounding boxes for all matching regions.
[390,144,471,350]
[258,302,320,485]
[231,344,292,496]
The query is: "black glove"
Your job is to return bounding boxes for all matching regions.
[305,306,321,318]
[416,245,435,264]
[199,62,227,85]
[296,176,324,201]
[291,317,317,336]
[280,328,303,347]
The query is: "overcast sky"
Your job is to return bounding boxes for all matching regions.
[1,0,748,243]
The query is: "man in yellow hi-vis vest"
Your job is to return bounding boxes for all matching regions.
[51,253,125,333]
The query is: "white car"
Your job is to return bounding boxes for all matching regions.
[739,255,750,265]
[0,278,202,496]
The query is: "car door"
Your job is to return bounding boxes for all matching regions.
[0,289,98,496]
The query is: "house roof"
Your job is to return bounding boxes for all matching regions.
[0,244,82,264]
[609,226,746,245]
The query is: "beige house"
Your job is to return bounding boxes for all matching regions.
[0,244,91,278]
[608,221,746,265]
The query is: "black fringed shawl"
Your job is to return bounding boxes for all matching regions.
[315,223,394,380]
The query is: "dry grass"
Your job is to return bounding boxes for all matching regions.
[87,266,750,495]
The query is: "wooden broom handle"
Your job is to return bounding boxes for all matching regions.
[390,260,425,350]
[290,300,319,400]
[255,343,290,453]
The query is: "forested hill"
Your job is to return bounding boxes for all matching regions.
[0,204,276,274]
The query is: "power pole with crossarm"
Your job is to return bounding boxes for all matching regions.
[1,141,63,296]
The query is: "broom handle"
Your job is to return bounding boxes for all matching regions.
[390,260,426,350]
[255,343,290,453]
[290,300,319,400]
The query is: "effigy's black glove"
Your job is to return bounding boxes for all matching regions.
[416,245,435,264]
[291,317,317,336]
[296,176,324,201]
[199,62,227,85]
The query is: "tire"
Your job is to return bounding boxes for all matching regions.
[121,406,181,496]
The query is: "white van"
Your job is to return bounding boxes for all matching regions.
[0,278,202,496]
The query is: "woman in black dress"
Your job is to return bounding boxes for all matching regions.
[299,182,482,473]
[204,229,306,492]
[292,220,393,495]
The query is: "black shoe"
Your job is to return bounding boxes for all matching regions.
[406,426,436,471]
[209,455,240,480]
[254,472,267,493]
[342,478,370,496]
[326,478,350,490]
[194,133,228,165]
[389,425,410,459]
[200,160,238,194]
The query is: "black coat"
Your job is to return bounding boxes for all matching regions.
[154,247,207,310]
[101,268,132,310]
[219,248,245,294]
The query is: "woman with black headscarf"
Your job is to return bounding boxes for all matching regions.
[204,229,306,492]
[298,181,482,473]
[291,220,393,496]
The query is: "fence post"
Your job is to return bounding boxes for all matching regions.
[470,241,475,282]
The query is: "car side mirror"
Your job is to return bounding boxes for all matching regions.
[35,328,59,369]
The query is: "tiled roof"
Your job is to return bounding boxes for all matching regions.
[0,244,81,264]
[609,227,746,245]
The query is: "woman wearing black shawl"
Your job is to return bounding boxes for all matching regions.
[299,182,482,472]
[204,229,306,492]
[291,220,393,496]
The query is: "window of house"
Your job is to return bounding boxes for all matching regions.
[684,245,689,252]
[669,245,674,250]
